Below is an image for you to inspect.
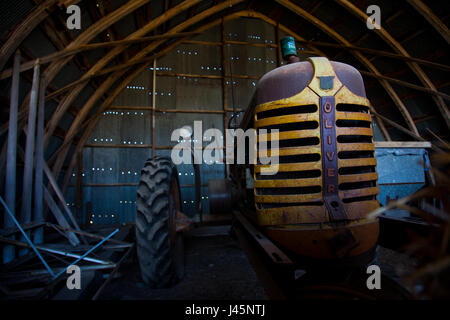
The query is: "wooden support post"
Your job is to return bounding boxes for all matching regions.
[151,59,156,157]
[21,61,40,231]
[3,51,21,263]
[75,150,83,226]
[43,162,87,244]
[16,145,80,247]
[276,23,282,66]
[368,104,391,141]
[33,75,46,244]
[221,18,228,179]
[43,187,80,246]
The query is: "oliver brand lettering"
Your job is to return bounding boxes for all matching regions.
[320,96,347,221]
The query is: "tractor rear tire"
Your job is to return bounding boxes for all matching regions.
[135,156,182,288]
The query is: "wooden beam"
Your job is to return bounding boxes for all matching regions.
[221,18,228,178]
[43,162,86,244]
[275,0,420,136]
[359,71,450,101]
[9,0,152,143]
[15,145,80,246]
[42,0,201,148]
[370,110,442,152]
[38,7,92,74]
[57,0,80,8]
[156,72,260,80]
[406,0,450,44]
[0,33,201,81]
[108,106,243,113]
[151,59,156,157]
[374,141,432,149]
[334,0,450,130]
[291,39,450,72]
[0,0,58,71]
[182,39,279,48]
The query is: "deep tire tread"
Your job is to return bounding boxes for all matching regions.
[135,156,178,288]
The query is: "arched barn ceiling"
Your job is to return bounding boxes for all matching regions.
[0,0,449,187]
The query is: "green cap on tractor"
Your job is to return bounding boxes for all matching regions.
[280,36,297,60]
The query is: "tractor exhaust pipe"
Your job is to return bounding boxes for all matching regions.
[280,36,300,64]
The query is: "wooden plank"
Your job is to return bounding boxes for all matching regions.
[0,33,201,81]
[33,75,46,244]
[43,162,87,244]
[43,186,80,246]
[291,39,450,72]
[3,51,21,263]
[374,141,432,148]
[152,59,156,156]
[359,71,450,101]
[221,18,228,179]
[75,150,83,224]
[21,62,40,226]
[58,0,81,8]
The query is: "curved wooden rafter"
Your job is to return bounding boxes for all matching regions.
[275,0,420,136]
[334,0,450,130]
[0,0,151,138]
[406,0,450,44]
[43,0,205,147]
[0,0,59,71]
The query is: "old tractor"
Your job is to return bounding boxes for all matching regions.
[134,37,406,298]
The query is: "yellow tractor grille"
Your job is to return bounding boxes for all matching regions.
[336,103,378,204]
[254,104,323,210]
[253,101,379,225]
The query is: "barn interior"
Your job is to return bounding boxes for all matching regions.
[0,0,449,300]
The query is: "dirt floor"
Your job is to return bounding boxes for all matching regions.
[98,231,268,300]
[97,226,416,300]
